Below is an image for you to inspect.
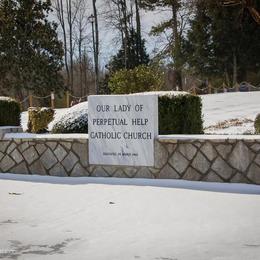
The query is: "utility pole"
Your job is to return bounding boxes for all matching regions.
[89,12,99,95]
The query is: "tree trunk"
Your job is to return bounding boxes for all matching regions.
[135,0,142,63]
[171,0,182,90]
[54,0,70,90]
[232,50,237,86]
[93,0,99,94]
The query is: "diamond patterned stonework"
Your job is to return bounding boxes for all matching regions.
[157,164,180,179]
[1,155,15,172]
[169,151,189,174]
[40,149,58,170]
[54,144,67,162]
[228,141,253,172]
[200,142,217,161]
[0,134,260,185]
[216,144,233,159]
[191,152,210,174]
[62,151,78,172]
[178,144,197,160]
[154,142,168,169]
[23,146,38,165]
[212,157,235,180]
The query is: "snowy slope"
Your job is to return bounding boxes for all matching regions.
[0,174,260,260]
[21,91,260,134]
[202,92,260,134]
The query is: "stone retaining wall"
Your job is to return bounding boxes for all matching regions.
[0,133,260,184]
[0,126,22,139]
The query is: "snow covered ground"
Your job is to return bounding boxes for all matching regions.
[0,174,260,260]
[202,92,260,134]
[21,91,260,134]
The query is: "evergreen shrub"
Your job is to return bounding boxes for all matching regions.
[52,102,88,133]
[0,97,21,126]
[254,114,260,134]
[159,94,203,134]
[28,107,54,133]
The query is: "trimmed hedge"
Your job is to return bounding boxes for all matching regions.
[51,93,203,134]
[28,107,54,133]
[0,97,21,126]
[159,94,203,134]
[255,113,260,134]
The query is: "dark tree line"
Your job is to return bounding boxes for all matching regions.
[0,0,63,99]
[0,0,259,98]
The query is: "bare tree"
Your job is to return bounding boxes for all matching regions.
[53,0,70,89]
[74,0,89,96]
[53,0,81,93]
[92,0,100,94]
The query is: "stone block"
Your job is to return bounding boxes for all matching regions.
[193,142,202,148]
[134,168,155,179]
[0,141,10,152]
[54,144,67,162]
[40,148,58,170]
[247,163,260,184]
[29,160,47,175]
[164,144,177,155]
[46,142,57,150]
[182,167,202,181]
[91,167,109,177]
[61,151,78,172]
[35,144,47,155]
[18,142,29,152]
[113,169,128,178]
[154,141,168,169]
[71,163,89,177]
[6,142,17,154]
[157,164,180,179]
[14,139,21,145]
[102,166,119,176]
[148,167,160,176]
[124,167,138,178]
[72,143,88,167]
[0,152,4,161]
[169,151,189,174]
[228,141,254,172]
[202,171,223,183]
[191,152,210,174]
[0,155,15,172]
[178,143,197,160]
[23,146,39,165]
[216,144,233,159]
[60,142,72,150]
[255,154,260,167]
[212,157,235,180]
[250,143,260,153]
[10,149,23,164]
[230,173,250,184]
[49,163,67,177]
[11,162,29,174]
[200,142,217,161]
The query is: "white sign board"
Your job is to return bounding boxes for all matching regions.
[88,95,158,166]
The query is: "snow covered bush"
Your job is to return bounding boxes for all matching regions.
[28,107,54,133]
[158,92,203,134]
[52,102,88,133]
[0,96,21,126]
[254,114,260,134]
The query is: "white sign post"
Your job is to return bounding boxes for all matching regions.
[88,95,158,167]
